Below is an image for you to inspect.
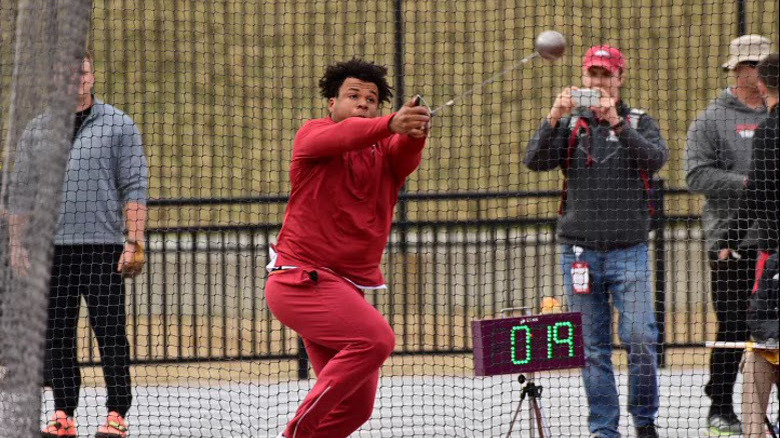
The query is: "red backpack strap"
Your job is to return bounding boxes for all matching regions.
[639,170,655,216]
[559,117,591,215]
[752,251,772,293]
[564,117,590,170]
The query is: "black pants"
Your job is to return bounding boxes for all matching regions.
[48,244,132,416]
[705,249,756,414]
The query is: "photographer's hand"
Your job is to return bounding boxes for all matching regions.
[591,87,621,128]
[547,87,577,127]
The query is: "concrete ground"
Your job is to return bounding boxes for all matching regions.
[39,355,778,437]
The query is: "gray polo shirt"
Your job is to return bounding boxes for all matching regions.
[55,99,148,245]
[13,100,148,245]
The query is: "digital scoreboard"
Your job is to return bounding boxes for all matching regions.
[472,312,585,376]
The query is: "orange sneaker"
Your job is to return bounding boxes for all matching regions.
[94,411,128,438]
[41,410,77,437]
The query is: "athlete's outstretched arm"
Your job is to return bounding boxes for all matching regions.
[386,97,431,179]
[387,134,427,180]
[294,115,396,159]
[294,98,430,160]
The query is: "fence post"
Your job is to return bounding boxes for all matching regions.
[652,178,667,368]
[737,0,746,35]
[297,337,309,380]
[393,0,406,110]
[393,0,411,352]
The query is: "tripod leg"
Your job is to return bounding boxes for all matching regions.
[530,396,552,438]
[766,416,778,438]
[505,392,526,438]
[529,395,536,438]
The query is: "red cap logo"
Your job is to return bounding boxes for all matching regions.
[583,45,625,75]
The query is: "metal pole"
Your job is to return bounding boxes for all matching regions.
[653,179,667,368]
[297,337,309,380]
[393,0,406,111]
[393,0,411,350]
[737,0,747,35]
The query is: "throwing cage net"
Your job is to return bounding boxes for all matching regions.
[0,0,777,436]
[1,0,92,436]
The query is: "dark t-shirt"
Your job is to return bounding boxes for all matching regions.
[724,104,780,251]
[72,105,92,141]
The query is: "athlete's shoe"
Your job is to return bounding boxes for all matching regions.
[41,410,77,437]
[707,411,742,435]
[95,411,128,438]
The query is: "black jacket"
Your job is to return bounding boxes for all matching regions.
[524,101,669,250]
[721,104,780,252]
[748,252,779,344]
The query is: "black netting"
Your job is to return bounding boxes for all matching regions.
[0,1,777,437]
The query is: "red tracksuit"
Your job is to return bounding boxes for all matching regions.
[265,114,426,438]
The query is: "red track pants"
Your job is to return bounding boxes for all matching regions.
[265,268,395,438]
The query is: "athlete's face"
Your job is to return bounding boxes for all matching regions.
[328,77,380,122]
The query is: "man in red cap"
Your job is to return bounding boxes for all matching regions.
[525,45,668,438]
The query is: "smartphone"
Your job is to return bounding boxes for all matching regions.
[571,88,601,107]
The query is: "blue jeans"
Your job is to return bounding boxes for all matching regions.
[561,243,659,438]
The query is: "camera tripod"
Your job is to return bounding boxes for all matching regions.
[505,373,551,438]
[497,306,553,437]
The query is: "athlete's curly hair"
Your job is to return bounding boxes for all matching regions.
[319,58,393,104]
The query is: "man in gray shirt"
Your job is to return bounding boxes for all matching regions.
[13,52,147,438]
[685,34,773,436]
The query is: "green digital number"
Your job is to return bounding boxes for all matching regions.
[511,325,532,365]
[547,321,575,359]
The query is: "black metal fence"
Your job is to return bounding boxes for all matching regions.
[75,186,715,374]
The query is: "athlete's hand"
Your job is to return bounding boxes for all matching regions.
[390,98,431,138]
[547,87,577,127]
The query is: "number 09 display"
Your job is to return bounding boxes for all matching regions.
[472,312,585,376]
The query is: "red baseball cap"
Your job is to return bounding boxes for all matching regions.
[583,45,625,75]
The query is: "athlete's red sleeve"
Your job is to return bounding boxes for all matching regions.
[386,134,427,180]
[294,114,397,159]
